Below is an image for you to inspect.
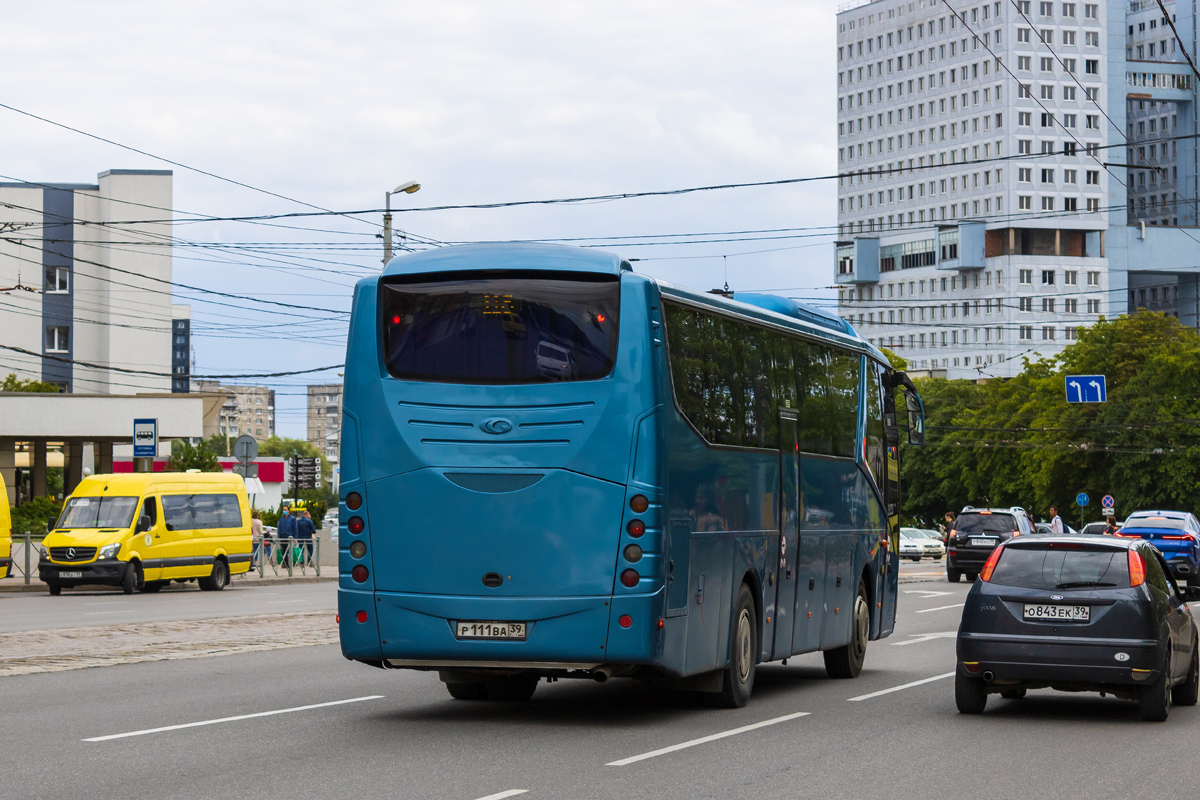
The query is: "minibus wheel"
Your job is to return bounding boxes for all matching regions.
[199,559,229,591]
[47,583,61,596]
[122,561,142,595]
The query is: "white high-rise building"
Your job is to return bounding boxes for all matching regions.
[834,0,1198,377]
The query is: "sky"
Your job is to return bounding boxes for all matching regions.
[4,0,847,437]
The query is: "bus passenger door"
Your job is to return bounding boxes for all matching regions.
[771,412,800,659]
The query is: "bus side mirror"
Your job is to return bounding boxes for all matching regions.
[905,391,925,447]
[136,515,152,533]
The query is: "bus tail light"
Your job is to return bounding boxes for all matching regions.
[356,611,369,623]
[1128,550,1146,587]
[352,565,369,583]
[348,517,365,535]
[630,495,649,514]
[624,544,642,562]
[618,615,632,628]
[627,519,645,538]
[979,546,1003,582]
[345,492,362,511]
[620,569,639,588]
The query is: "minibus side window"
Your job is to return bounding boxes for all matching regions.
[142,497,158,527]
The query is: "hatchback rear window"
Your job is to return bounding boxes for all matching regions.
[956,513,1017,535]
[380,271,620,384]
[989,546,1130,590]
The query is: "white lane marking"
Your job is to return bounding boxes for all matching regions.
[472,791,528,800]
[84,611,137,616]
[916,603,964,614]
[268,600,305,604]
[903,590,952,598]
[606,711,810,766]
[84,695,384,742]
[891,632,956,646]
[847,672,956,702]
[85,602,130,606]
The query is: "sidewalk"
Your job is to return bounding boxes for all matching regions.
[0,570,337,593]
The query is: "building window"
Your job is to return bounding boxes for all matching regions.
[1020,325,1033,341]
[1085,59,1099,74]
[45,326,69,353]
[1020,297,1033,312]
[1065,298,1078,313]
[1019,195,1032,209]
[1041,196,1055,210]
[1065,270,1078,286]
[44,266,69,293]
[1042,270,1056,285]
[1087,298,1101,313]
[1020,269,1033,285]
[1087,271,1100,286]
[1042,326,1055,341]
[1042,298,1056,312]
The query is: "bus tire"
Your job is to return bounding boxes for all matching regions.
[199,559,229,592]
[122,561,142,595]
[485,677,538,702]
[48,583,62,596]
[712,583,757,708]
[824,579,869,679]
[446,682,488,701]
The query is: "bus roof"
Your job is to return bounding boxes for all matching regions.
[383,242,631,277]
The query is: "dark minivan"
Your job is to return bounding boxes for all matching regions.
[946,507,1034,583]
[956,535,1200,721]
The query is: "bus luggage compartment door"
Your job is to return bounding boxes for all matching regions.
[366,468,626,597]
[770,413,800,660]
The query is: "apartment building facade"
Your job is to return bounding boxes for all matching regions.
[306,384,341,477]
[834,0,1198,377]
[194,380,276,442]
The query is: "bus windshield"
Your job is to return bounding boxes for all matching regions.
[380,271,620,384]
[57,496,139,529]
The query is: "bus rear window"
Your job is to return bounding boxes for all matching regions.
[989,546,1130,590]
[380,272,620,384]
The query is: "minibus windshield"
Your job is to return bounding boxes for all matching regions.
[380,271,620,384]
[57,496,139,529]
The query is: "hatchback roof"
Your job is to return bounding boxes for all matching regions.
[1127,510,1188,518]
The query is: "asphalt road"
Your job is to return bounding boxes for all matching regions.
[8,574,1196,800]
[0,581,336,633]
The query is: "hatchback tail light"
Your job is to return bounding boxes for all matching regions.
[980,546,1003,582]
[1128,550,1146,587]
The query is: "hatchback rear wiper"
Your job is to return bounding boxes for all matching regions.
[1055,581,1117,589]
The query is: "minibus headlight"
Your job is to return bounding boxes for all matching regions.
[99,543,121,560]
[37,545,48,558]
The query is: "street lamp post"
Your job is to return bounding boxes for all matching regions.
[383,181,421,264]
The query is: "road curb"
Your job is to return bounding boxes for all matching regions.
[0,574,338,593]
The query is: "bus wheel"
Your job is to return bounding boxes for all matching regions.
[48,583,62,596]
[122,561,142,595]
[712,583,757,708]
[823,580,869,679]
[199,559,229,591]
[486,677,538,702]
[446,682,488,701]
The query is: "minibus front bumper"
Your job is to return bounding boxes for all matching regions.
[39,557,129,587]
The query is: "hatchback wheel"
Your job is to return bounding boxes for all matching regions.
[1172,642,1199,707]
[1139,655,1172,722]
[955,671,987,714]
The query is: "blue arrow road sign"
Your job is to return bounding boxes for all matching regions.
[1076,493,1089,507]
[1065,375,1107,403]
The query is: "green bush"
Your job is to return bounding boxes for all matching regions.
[12,496,63,539]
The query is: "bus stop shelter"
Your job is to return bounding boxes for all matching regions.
[0,392,212,506]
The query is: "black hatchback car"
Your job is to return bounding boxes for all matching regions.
[956,535,1200,721]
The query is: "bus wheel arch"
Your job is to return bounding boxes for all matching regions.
[710,580,758,708]
[740,569,765,660]
[859,565,877,638]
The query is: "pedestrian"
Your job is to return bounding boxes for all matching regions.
[277,503,298,566]
[943,511,956,539]
[250,508,264,564]
[1103,515,1119,535]
[297,508,316,567]
[1048,506,1064,535]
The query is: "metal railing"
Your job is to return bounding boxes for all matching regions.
[252,535,321,578]
[8,532,39,584]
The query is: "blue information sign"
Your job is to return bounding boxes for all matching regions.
[133,418,158,458]
[1065,375,1107,403]
[1076,492,1089,507]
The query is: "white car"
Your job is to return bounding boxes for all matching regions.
[917,529,947,558]
[899,528,945,561]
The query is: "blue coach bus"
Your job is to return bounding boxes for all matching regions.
[338,243,924,707]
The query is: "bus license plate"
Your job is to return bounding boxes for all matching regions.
[59,571,83,579]
[1024,604,1089,621]
[455,621,527,640]
[969,537,998,547]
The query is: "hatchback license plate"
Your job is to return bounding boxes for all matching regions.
[1024,604,1090,621]
[455,621,527,640]
[59,571,83,579]
[969,537,998,547]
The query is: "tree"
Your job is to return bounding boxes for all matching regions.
[205,434,230,457]
[1,374,58,393]
[169,439,221,472]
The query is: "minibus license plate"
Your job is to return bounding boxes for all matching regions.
[59,571,83,579]
[969,537,998,547]
[1024,604,1089,621]
[455,621,527,640]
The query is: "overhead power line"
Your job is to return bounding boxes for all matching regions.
[0,343,342,379]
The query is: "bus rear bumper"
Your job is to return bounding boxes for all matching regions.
[340,587,665,668]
